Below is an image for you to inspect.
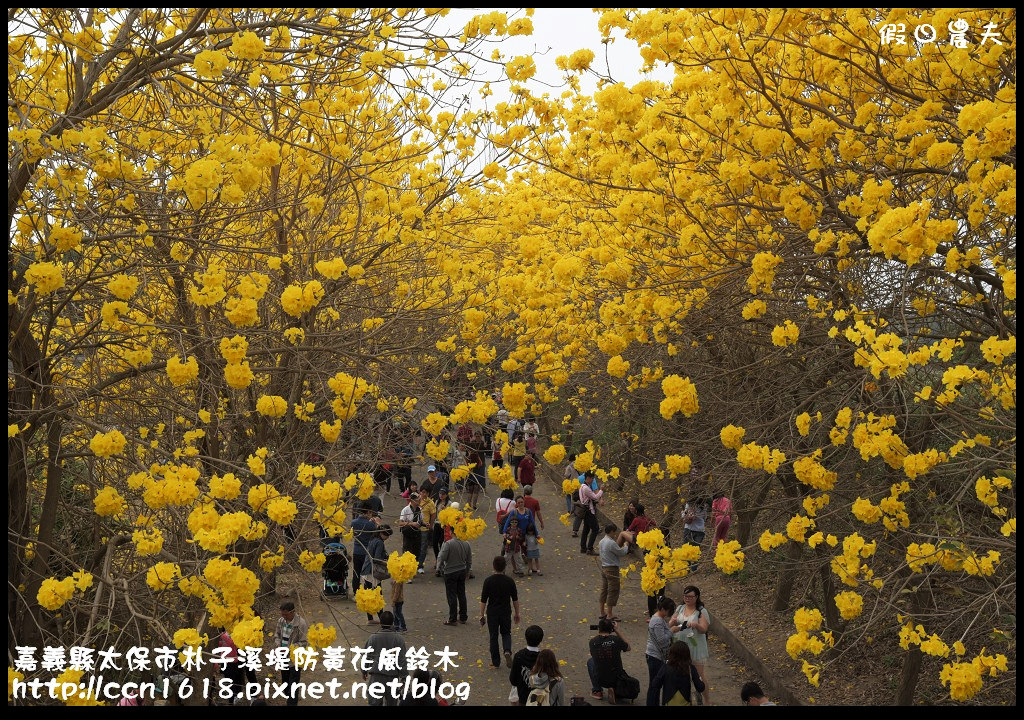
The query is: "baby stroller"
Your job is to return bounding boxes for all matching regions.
[322,542,350,599]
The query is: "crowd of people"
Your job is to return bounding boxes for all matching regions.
[281,409,759,706]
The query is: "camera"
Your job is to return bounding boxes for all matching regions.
[589,625,599,630]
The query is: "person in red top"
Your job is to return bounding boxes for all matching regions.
[626,504,662,618]
[711,493,733,552]
[627,502,656,535]
[516,452,537,486]
[521,484,544,529]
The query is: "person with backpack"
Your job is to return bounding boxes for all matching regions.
[509,625,544,705]
[526,649,566,706]
[587,618,631,703]
[645,596,676,707]
[495,488,516,531]
[649,641,706,706]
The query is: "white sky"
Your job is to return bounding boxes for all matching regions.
[439,8,674,103]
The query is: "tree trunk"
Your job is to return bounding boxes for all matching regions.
[896,578,933,704]
[771,539,803,611]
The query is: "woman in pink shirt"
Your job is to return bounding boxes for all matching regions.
[711,493,733,552]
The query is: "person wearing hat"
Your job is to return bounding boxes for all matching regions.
[421,465,443,499]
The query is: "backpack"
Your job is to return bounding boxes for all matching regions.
[526,681,554,706]
[614,671,641,701]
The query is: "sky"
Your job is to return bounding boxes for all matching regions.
[437,8,674,103]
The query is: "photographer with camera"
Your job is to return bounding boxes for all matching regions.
[587,618,631,703]
[598,524,632,622]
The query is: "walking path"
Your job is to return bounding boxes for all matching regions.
[285,461,750,705]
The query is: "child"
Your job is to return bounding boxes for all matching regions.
[525,525,542,576]
[391,577,407,632]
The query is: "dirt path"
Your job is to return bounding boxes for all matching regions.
[283,461,752,705]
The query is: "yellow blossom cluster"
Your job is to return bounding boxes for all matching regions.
[736,442,786,474]
[166,355,199,386]
[387,551,419,583]
[93,485,127,516]
[831,533,876,588]
[307,623,336,650]
[720,424,745,450]
[280,280,324,317]
[544,444,567,465]
[659,374,699,419]
[89,429,127,457]
[793,452,837,490]
[355,586,385,615]
[713,540,745,574]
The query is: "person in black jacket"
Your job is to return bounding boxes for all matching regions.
[509,625,544,705]
[649,641,706,705]
[479,556,521,669]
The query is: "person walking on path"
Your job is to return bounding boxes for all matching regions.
[350,504,380,601]
[645,596,676,707]
[587,618,630,703]
[711,492,733,553]
[516,450,538,487]
[438,530,472,625]
[363,610,407,706]
[521,485,545,575]
[522,484,544,530]
[501,496,536,576]
[578,471,604,555]
[274,601,309,707]
[526,649,566,706]
[509,625,544,705]
[495,488,515,530]
[669,585,712,705]
[480,556,521,669]
[598,524,631,621]
[510,431,527,476]
[649,642,706,706]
